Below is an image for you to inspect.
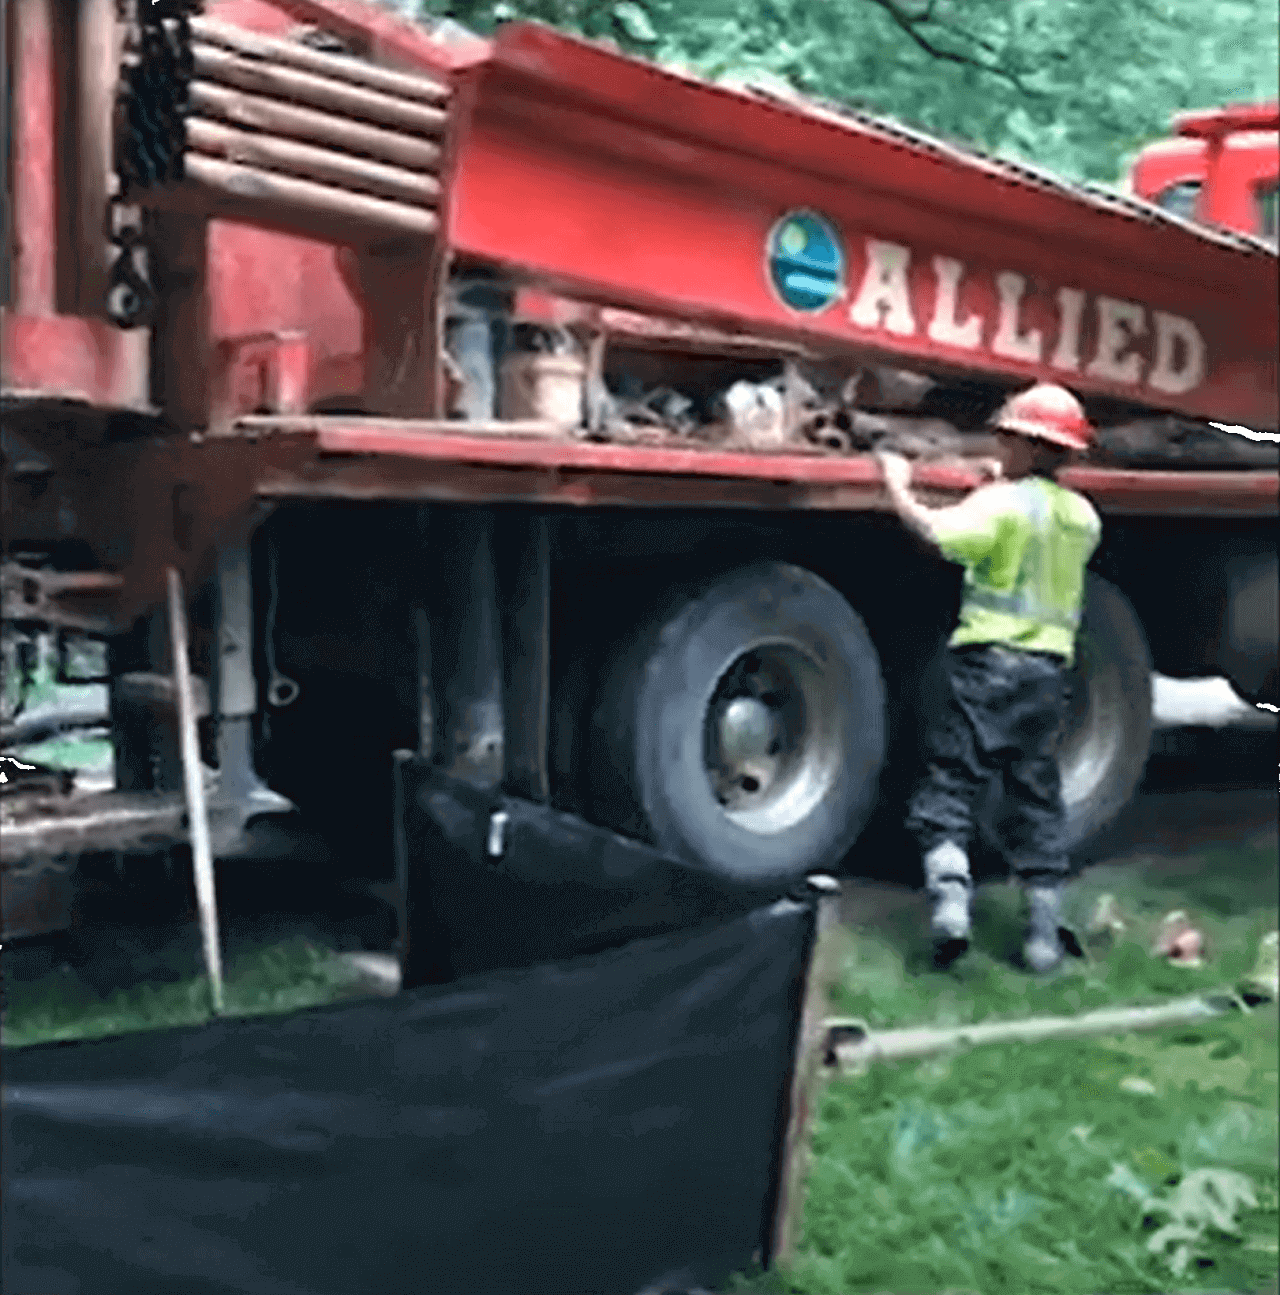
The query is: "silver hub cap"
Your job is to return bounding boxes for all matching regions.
[703,643,841,836]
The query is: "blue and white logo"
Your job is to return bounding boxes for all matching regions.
[767,211,844,313]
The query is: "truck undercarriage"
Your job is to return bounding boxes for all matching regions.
[2,0,1276,946]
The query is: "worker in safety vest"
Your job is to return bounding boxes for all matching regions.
[876,382,1102,974]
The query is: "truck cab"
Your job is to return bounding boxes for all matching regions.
[1128,102,1279,246]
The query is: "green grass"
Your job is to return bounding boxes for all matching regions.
[744,1012,1278,1295]
[1,938,375,1050]
[724,839,1280,1295]
[831,841,1280,1031]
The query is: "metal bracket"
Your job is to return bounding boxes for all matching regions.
[210,540,294,843]
[1,563,124,635]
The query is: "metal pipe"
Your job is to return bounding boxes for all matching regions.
[210,538,293,831]
[167,567,225,1015]
[188,16,449,107]
[190,43,447,138]
[184,119,440,207]
[187,81,441,172]
[0,792,188,862]
[441,513,504,789]
[829,991,1250,1075]
[179,154,438,240]
[2,707,110,748]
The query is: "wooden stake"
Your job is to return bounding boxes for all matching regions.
[771,876,851,1269]
[167,567,225,1015]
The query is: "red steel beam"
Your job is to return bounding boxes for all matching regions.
[447,24,1278,431]
[242,418,1279,517]
[1059,466,1280,516]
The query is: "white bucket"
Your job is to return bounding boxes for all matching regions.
[499,352,585,427]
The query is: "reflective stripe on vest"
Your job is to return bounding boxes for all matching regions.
[961,583,1082,631]
[960,479,1083,632]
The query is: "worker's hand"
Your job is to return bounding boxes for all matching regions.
[973,457,1004,483]
[875,450,913,492]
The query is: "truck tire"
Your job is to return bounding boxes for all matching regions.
[976,574,1153,862]
[1059,575,1154,852]
[1219,549,1279,707]
[588,562,887,888]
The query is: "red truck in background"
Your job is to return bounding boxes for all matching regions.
[1,0,1277,945]
[1129,102,1279,245]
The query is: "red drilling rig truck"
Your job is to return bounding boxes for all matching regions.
[2,0,1277,947]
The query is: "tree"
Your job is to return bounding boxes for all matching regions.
[404,0,1278,182]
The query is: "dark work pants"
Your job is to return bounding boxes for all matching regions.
[906,644,1072,882]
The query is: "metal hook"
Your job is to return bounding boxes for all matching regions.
[267,674,300,709]
[263,533,300,710]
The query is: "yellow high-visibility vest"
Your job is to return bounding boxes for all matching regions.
[931,477,1103,665]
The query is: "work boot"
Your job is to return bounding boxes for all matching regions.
[1023,883,1067,974]
[923,841,972,967]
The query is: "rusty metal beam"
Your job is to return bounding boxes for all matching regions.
[0,790,189,863]
[436,511,504,790]
[1,563,124,634]
[148,212,211,433]
[499,512,551,802]
[65,0,120,318]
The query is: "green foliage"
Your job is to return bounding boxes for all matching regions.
[407,0,1279,180]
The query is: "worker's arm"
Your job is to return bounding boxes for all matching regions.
[875,452,1007,552]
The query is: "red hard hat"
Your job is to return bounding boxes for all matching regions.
[993,383,1094,451]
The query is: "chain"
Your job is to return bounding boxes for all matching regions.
[105,215,155,328]
[107,0,201,328]
[116,2,197,197]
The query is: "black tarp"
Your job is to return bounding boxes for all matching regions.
[396,764,770,986]
[4,893,814,1295]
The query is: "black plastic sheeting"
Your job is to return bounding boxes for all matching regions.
[397,763,771,987]
[4,894,815,1295]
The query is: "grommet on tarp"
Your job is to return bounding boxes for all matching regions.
[487,809,509,859]
[788,872,841,904]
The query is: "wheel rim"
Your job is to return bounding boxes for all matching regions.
[1057,629,1124,811]
[702,641,842,836]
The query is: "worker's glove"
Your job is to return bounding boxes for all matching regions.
[973,457,1004,482]
[875,450,913,491]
